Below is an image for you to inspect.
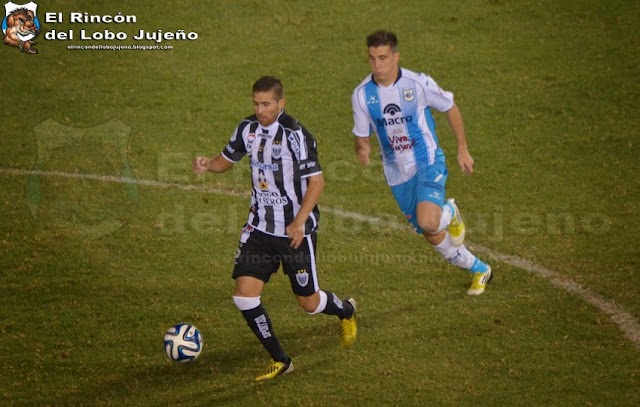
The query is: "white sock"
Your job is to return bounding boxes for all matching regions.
[433,232,475,270]
[308,290,328,315]
[233,296,261,311]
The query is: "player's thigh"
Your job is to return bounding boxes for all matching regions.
[234,276,265,297]
[391,177,420,232]
[415,163,448,231]
[232,226,280,284]
[415,162,448,207]
[279,233,319,297]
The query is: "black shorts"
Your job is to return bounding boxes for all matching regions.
[232,225,319,297]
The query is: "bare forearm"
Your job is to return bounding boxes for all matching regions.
[286,173,324,248]
[295,174,324,222]
[447,104,475,175]
[447,104,468,152]
[354,137,371,165]
[208,155,233,173]
[192,154,234,174]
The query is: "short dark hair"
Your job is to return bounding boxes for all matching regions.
[366,30,398,51]
[252,76,284,100]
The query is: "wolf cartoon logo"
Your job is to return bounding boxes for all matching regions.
[2,1,40,54]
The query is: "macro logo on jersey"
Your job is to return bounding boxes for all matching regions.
[377,103,413,127]
[377,104,415,152]
[2,1,40,54]
[383,104,401,115]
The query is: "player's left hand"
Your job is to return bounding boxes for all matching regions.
[286,221,305,249]
[457,150,475,175]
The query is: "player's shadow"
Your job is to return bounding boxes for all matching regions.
[66,337,264,406]
[67,316,358,404]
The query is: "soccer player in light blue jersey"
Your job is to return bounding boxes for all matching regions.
[351,30,492,295]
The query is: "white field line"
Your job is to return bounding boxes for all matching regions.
[2,167,639,350]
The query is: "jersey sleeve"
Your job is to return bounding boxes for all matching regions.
[420,74,455,112]
[221,121,248,162]
[352,86,372,138]
[297,127,322,178]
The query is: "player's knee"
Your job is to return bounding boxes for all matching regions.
[418,218,440,234]
[296,293,320,313]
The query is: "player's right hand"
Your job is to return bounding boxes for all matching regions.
[192,157,209,174]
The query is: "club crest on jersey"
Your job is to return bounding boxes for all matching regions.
[271,141,282,160]
[295,269,309,287]
[402,88,415,102]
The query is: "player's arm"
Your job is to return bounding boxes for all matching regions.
[192,154,234,174]
[193,122,247,174]
[286,173,324,249]
[351,87,372,166]
[354,137,371,166]
[446,103,474,175]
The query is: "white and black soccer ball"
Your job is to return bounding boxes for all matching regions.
[163,323,203,362]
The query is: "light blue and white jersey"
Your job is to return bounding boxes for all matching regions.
[352,68,455,186]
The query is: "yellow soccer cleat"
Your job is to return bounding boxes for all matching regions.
[446,198,466,246]
[340,298,358,348]
[254,360,294,381]
[467,266,492,295]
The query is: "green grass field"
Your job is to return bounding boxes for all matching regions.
[1,0,639,405]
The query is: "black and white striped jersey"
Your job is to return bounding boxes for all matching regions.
[221,110,322,237]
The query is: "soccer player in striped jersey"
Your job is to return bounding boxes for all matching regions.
[193,76,357,381]
[351,30,492,295]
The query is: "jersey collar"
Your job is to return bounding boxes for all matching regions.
[371,67,403,87]
[259,110,284,133]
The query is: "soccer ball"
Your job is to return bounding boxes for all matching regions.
[163,323,203,362]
